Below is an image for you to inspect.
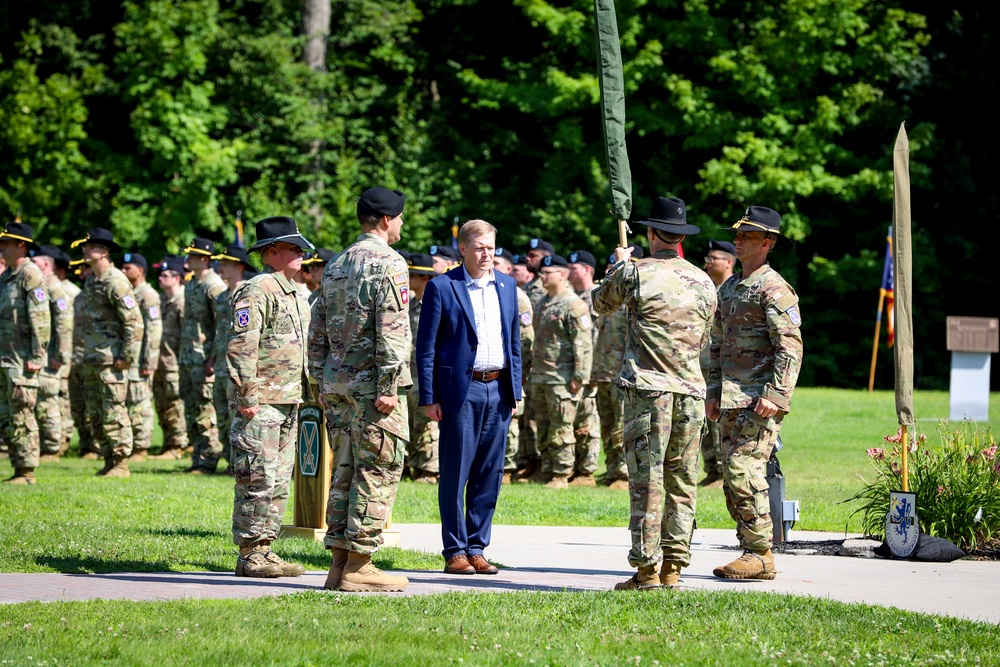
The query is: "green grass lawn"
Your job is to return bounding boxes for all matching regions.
[2,591,996,665]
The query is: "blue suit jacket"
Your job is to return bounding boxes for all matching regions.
[416,265,522,414]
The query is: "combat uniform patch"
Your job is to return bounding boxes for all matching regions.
[236,308,251,328]
[148,305,160,319]
[400,286,409,305]
[391,271,408,285]
[787,305,801,326]
[520,312,532,327]
[33,288,46,303]
[122,294,136,309]
[56,298,68,312]
[580,314,592,329]
[235,299,250,309]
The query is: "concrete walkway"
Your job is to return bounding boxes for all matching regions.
[2,524,997,625]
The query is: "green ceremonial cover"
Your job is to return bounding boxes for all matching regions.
[594,0,632,222]
[892,122,915,427]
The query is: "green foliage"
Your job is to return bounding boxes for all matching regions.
[849,422,1000,551]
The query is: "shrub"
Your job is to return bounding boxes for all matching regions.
[848,422,1000,551]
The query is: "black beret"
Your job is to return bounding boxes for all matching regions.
[541,254,568,269]
[567,250,596,269]
[708,240,736,255]
[158,257,186,274]
[122,252,148,272]
[358,187,405,218]
[494,247,515,263]
[429,245,460,260]
[607,244,645,265]
[513,254,527,266]
[526,238,555,254]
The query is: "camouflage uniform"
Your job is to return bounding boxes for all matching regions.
[517,275,546,472]
[572,285,601,477]
[593,303,628,481]
[69,280,96,455]
[59,279,81,451]
[127,281,161,453]
[406,290,439,477]
[180,269,226,471]
[699,342,722,476]
[0,261,51,471]
[36,275,71,455]
[505,286,534,472]
[153,290,187,452]
[593,249,716,568]
[708,264,803,552]
[308,233,411,555]
[79,266,143,461]
[212,287,234,464]
[227,270,310,547]
[529,290,592,477]
[523,275,547,312]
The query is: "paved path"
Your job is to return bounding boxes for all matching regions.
[2,524,997,625]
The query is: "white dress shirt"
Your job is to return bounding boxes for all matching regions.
[463,265,506,371]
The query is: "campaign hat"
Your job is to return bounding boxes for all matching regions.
[71,227,122,253]
[212,244,254,267]
[358,187,405,218]
[122,252,148,272]
[730,206,793,249]
[567,250,596,269]
[407,252,436,277]
[636,197,700,236]
[1,221,41,251]
[248,216,314,252]
[302,248,336,267]
[34,244,66,266]
[183,237,216,257]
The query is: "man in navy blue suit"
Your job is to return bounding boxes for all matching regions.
[416,219,522,574]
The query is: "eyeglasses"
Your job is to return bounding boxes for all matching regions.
[704,255,729,263]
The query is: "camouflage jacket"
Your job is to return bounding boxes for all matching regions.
[180,269,226,367]
[523,275,547,314]
[71,280,87,366]
[516,286,534,378]
[61,278,81,369]
[593,249,716,397]
[227,271,310,407]
[530,289,592,385]
[577,285,599,354]
[591,304,628,384]
[708,263,803,412]
[212,287,233,378]
[308,233,412,399]
[131,281,162,376]
[158,290,184,372]
[408,292,422,393]
[79,265,144,367]
[44,274,72,369]
[0,259,51,383]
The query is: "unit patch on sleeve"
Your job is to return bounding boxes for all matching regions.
[786,305,801,326]
[56,298,68,312]
[122,294,136,309]
[236,308,251,328]
[33,288,46,303]
[148,305,160,319]
[520,312,532,327]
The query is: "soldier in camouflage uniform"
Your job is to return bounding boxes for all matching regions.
[301,248,335,307]
[68,260,98,458]
[699,240,736,487]
[53,249,81,453]
[528,254,592,489]
[73,228,143,477]
[150,257,188,459]
[0,222,51,484]
[404,252,439,483]
[428,244,460,274]
[30,246,72,461]
[226,217,312,579]
[567,250,602,486]
[180,237,227,473]
[121,253,162,460]
[593,197,717,590]
[308,187,411,592]
[208,245,256,469]
[707,206,802,581]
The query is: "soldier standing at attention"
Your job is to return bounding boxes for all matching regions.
[593,197,717,590]
[0,221,51,484]
[226,217,312,578]
[521,238,553,311]
[68,259,98,458]
[121,253,162,462]
[150,257,189,459]
[301,248,335,306]
[180,237,227,474]
[528,254,592,489]
[566,250,602,486]
[308,187,412,592]
[30,246,71,462]
[707,206,802,581]
[698,240,736,487]
[73,228,143,478]
[208,244,255,470]
[52,249,81,454]
[404,252,440,483]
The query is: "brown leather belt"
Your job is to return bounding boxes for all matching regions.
[472,369,502,382]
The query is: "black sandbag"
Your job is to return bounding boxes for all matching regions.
[874,534,966,562]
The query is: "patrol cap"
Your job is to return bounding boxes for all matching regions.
[540,254,569,269]
[302,248,336,267]
[212,244,253,267]
[567,250,596,269]
[122,252,148,272]
[248,216,314,252]
[708,240,736,256]
[183,237,215,256]
[429,245,460,261]
[358,187,405,218]
[730,206,793,249]
[70,227,122,253]
[407,252,436,276]
[636,197,700,236]
[1,221,40,251]
[526,238,554,254]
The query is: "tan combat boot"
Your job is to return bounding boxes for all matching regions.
[607,479,630,490]
[544,474,570,489]
[714,549,776,580]
[260,543,305,577]
[129,450,147,463]
[96,456,114,476]
[103,456,130,478]
[501,472,512,485]
[414,472,439,484]
[614,565,660,590]
[149,448,184,460]
[3,467,36,485]
[513,459,539,484]
[659,561,682,588]
[339,551,409,592]
[81,451,101,460]
[569,473,596,487]
[323,547,349,590]
[235,544,283,578]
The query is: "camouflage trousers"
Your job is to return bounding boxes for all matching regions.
[229,402,297,547]
[69,364,96,455]
[180,364,220,470]
[60,374,73,451]
[573,385,600,476]
[214,376,233,465]
[153,367,188,451]
[504,399,525,472]
[126,374,154,452]
[83,365,133,460]
[0,368,40,469]
[623,388,702,569]
[718,408,781,552]
[323,394,407,555]
[596,382,626,481]
[700,416,723,475]
[531,382,579,477]
[406,387,439,474]
[36,370,63,455]
[518,384,538,462]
